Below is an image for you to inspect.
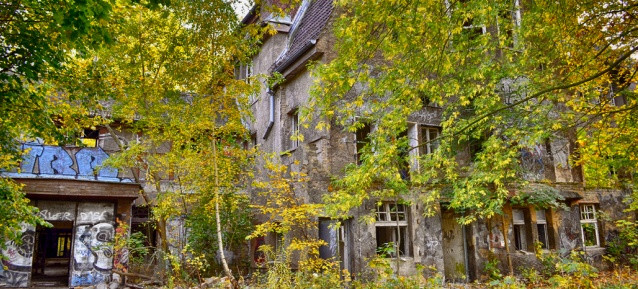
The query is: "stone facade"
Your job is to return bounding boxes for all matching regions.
[246,0,633,282]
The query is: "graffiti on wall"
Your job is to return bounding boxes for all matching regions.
[4,141,131,183]
[0,224,34,288]
[70,203,115,287]
[37,201,76,221]
[520,145,546,181]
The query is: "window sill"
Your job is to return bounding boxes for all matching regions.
[281,147,297,155]
[382,256,414,262]
[584,246,605,252]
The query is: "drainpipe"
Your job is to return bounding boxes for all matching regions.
[262,89,274,139]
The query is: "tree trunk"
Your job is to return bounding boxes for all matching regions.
[501,214,514,275]
[212,138,236,285]
[394,198,400,276]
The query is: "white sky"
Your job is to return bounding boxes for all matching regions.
[232,0,252,19]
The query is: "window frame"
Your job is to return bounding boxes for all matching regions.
[580,204,600,248]
[375,202,410,258]
[536,209,550,249]
[420,125,441,156]
[235,61,257,104]
[512,208,527,251]
[78,128,100,148]
[287,108,300,150]
[355,121,372,165]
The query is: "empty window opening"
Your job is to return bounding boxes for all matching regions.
[536,209,549,249]
[398,129,410,180]
[355,122,372,165]
[458,0,486,41]
[79,128,100,147]
[512,209,527,251]
[580,204,600,247]
[375,202,410,257]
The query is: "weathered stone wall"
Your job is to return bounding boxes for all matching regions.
[247,2,637,283]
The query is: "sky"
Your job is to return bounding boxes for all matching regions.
[232,0,252,19]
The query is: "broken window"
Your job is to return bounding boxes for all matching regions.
[580,204,600,247]
[536,209,549,249]
[79,128,100,147]
[420,126,441,156]
[375,202,410,257]
[512,208,527,251]
[355,122,372,165]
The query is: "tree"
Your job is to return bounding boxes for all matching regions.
[0,0,114,245]
[55,0,270,282]
[307,0,637,223]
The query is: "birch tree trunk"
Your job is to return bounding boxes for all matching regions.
[212,137,235,284]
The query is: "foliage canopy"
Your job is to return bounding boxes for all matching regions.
[307,0,638,223]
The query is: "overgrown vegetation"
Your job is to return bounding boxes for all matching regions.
[2,0,638,288]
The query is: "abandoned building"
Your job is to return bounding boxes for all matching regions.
[0,1,633,287]
[0,129,142,288]
[243,0,633,281]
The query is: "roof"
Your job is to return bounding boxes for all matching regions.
[271,0,333,73]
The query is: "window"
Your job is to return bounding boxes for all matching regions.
[56,232,72,257]
[512,209,527,251]
[288,109,299,150]
[274,231,285,253]
[536,209,549,249]
[420,126,441,156]
[235,62,256,103]
[375,202,409,257]
[398,129,410,180]
[355,122,371,165]
[457,0,486,41]
[235,62,253,81]
[580,204,600,247]
[497,0,522,48]
[79,128,99,147]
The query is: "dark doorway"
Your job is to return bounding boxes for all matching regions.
[31,221,73,287]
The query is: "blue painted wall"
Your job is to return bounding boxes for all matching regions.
[4,141,131,183]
